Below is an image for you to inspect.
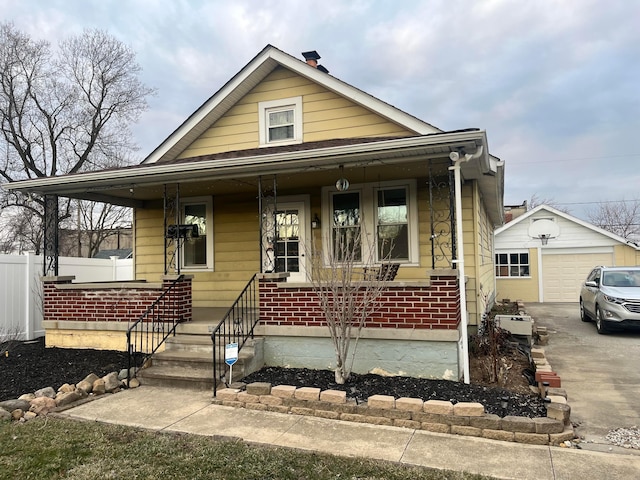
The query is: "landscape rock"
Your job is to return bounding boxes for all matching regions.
[118,368,135,380]
[76,380,93,394]
[122,377,140,388]
[82,373,100,385]
[24,411,37,421]
[19,393,35,401]
[0,399,31,412]
[58,383,75,393]
[54,390,82,407]
[11,409,24,420]
[92,378,106,395]
[103,372,121,392]
[0,409,10,422]
[29,396,57,416]
[35,386,56,398]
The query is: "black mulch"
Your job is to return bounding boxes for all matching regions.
[1,338,547,418]
[241,367,547,418]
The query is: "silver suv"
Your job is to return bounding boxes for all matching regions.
[580,266,640,334]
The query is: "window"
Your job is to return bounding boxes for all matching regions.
[181,197,213,270]
[376,187,408,260]
[324,180,417,264]
[332,192,362,262]
[258,97,302,146]
[495,252,529,277]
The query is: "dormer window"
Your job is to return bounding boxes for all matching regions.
[259,96,302,146]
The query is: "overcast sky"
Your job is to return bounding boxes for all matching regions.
[3,0,639,221]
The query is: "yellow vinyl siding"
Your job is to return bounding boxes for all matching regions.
[177,67,413,159]
[496,248,539,303]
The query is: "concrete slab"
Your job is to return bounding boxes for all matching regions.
[402,430,554,480]
[550,447,640,480]
[63,386,212,430]
[167,405,302,444]
[271,415,414,462]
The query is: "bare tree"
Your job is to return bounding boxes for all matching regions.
[527,194,571,214]
[306,226,396,384]
[0,23,154,252]
[587,198,640,241]
[75,200,132,258]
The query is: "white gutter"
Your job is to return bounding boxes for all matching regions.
[448,145,483,384]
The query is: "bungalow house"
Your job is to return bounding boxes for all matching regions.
[495,205,640,303]
[4,45,504,384]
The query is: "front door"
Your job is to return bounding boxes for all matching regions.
[275,201,307,282]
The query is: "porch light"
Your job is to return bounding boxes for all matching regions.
[336,165,349,191]
[311,213,321,229]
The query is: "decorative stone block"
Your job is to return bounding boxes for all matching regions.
[367,394,395,409]
[271,385,296,398]
[259,395,283,406]
[294,387,321,401]
[451,425,483,437]
[394,419,421,429]
[535,369,555,381]
[547,395,566,404]
[396,397,423,411]
[246,382,272,396]
[245,403,269,411]
[215,389,239,401]
[483,429,515,442]
[549,426,575,445]
[421,422,451,434]
[531,347,545,358]
[290,407,315,416]
[546,402,571,424]
[320,389,347,404]
[469,414,502,430]
[501,416,535,433]
[423,399,454,415]
[445,414,470,426]
[453,402,484,416]
[266,405,290,414]
[514,432,549,445]
[547,387,567,399]
[340,413,367,423]
[313,410,341,420]
[237,392,259,403]
[533,417,564,434]
[363,416,393,426]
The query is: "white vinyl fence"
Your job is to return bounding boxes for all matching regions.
[0,253,133,342]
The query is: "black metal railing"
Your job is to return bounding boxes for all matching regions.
[211,274,259,396]
[126,275,185,382]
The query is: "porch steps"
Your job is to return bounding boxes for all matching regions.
[137,331,264,391]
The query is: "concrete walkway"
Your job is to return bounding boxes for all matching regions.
[58,386,640,480]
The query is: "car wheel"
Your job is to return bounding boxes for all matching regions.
[580,299,590,322]
[595,306,609,334]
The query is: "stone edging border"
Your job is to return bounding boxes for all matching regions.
[213,382,574,446]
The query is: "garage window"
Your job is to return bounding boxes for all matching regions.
[496,252,530,277]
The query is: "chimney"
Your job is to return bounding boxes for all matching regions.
[301,51,329,73]
[302,50,320,67]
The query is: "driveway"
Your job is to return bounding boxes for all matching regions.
[525,302,640,455]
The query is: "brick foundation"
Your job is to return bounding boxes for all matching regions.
[42,275,192,324]
[259,272,460,330]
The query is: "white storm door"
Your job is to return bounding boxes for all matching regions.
[275,201,308,282]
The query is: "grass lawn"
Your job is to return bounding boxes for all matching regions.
[0,417,494,479]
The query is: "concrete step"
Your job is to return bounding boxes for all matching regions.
[137,335,265,391]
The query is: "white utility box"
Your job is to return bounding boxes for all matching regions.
[494,315,534,336]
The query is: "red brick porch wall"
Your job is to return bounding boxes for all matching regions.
[42,275,192,323]
[259,273,460,329]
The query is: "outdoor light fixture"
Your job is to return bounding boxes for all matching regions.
[311,213,321,229]
[335,165,349,191]
[500,396,509,416]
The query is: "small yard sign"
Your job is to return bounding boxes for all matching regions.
[225,343,238,366]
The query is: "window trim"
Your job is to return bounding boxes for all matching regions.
[180,196,214,271]
[495,250,530,278]
[321,179,418,266]
[258,96,302,147]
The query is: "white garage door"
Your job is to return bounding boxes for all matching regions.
[542,251,613,302]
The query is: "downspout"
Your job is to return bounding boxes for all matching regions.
[448,146,483,384]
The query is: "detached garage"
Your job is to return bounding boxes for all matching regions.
[494,205,640,303]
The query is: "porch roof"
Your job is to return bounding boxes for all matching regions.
[4,130,504,224]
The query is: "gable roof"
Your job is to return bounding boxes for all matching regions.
[495,204,640,248]
[142,44,441,165]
